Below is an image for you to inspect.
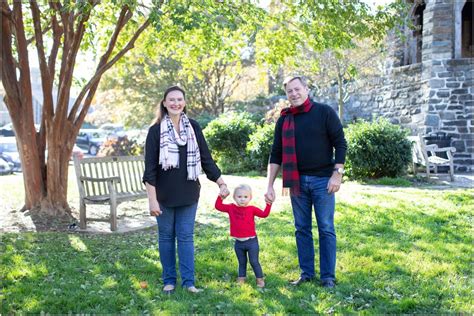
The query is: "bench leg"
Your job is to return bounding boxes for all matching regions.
[79,200,87,229]
[449,162,454,182]
[425,163,431,180]
[110,198,118,231]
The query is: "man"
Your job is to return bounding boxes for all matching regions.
[265,75,347,288]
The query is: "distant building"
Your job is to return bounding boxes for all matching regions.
[339,0,473,171]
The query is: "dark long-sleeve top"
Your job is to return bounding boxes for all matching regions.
[215,196,271,238]
[269,100,347,177]
[142,119,221,208]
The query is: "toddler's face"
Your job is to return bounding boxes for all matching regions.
[233,189,252,207]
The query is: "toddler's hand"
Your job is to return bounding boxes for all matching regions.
[219,184,230,199]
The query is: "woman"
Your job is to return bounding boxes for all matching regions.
[143,85,230,294]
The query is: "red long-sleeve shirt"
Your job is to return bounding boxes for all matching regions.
[215,196,271,238]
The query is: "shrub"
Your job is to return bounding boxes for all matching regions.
[203,112,256,173]
[98,136,143,157]
[246,123,275,171]
[345,119,412,179]
[194,112,217,130]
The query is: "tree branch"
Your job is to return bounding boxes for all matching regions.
[55,1,97,129]
[30,0,54,140]
[68,5,132,122]
[0,2,21,116]
[72,17,151,128]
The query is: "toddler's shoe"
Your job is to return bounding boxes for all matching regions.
[256,278,265,288]
[237,277,246,285]
[186,286,203,293]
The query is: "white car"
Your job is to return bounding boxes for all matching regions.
[0,156,13,175]
[0,137,21,172]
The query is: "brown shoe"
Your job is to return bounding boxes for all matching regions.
[237,277,246,284]
[256,278,265,288]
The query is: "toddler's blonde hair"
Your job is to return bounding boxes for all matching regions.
[233,184,252,196]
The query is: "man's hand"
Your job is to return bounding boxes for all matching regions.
[149,200,162,217]
[327,173,342,193]
[264,186,276,204]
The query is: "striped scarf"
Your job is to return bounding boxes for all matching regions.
[159,113,202,180]
[280,98,313,195]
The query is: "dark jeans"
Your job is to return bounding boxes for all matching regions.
[290,175,336,281]
[234,237,264,278]
[156,203,198,287]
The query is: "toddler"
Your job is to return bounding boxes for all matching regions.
[215,184,272,288]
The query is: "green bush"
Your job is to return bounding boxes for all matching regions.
[194,112,217,130]
[345,119,412,179]
[246,123,275,171]
[203,112,256,173]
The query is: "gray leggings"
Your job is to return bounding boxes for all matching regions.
[234,237,263,278]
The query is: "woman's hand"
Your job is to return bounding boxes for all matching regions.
[219,183,230,198]
[149,200,162,217]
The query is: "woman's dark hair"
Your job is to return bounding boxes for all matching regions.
[154,85,186,124]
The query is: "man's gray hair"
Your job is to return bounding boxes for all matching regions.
[283,75,308,89]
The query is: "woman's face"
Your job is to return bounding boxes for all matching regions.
[163,90,185,116]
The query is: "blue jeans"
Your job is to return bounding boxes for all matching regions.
[156,203,198,287]
[290,175,336,281]
[234,237,263,278]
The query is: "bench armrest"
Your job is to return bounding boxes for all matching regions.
[80,176,122,183]
[432,146,456,153]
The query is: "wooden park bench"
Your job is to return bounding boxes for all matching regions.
[407,135,456,181]
[73,155,147,231]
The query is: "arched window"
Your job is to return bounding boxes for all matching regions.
[462,0,473,57]
[404,1,426,65]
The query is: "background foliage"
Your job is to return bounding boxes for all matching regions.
[345,119,412,179]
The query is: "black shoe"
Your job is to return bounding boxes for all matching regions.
[321,280,336,288]
[290,277,314,286]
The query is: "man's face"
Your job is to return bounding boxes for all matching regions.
[285,78,309,107]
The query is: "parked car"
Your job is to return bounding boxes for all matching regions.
[0,137,21,172]
[0,156,13,175]
[99,123,125,138]
[71,144,84,161]
[75,129,107,156]
[0,123,15,137]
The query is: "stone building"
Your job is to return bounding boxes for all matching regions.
[339,0,473,172]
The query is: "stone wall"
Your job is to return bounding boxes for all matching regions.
[315,0,473,172]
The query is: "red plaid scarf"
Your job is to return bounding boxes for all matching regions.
[280,98,313,195]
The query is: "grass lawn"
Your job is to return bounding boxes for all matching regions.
[0,169,472,314]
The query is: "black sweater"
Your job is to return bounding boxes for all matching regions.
[269,100,347,177]
[142,119,221,207]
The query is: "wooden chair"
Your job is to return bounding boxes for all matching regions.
[408,135,456,181]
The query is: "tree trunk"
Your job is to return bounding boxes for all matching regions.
[12,109,72,215]
[14,120,45,211]
[337,73,344,120]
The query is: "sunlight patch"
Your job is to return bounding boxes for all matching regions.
[68,235,88,252]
